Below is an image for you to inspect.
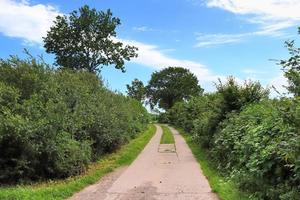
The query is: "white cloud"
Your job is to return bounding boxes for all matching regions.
[268,73,289,97]
[205,0,300,35]
[195,25,294,48]
[195,1,300,47]
[195,33,246,47]
[118,39,221,87]
[0,0,62,44]
[206,0,300,20]
[132,26,154,32]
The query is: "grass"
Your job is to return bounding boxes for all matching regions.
[0,124,156,200]
[175,127,250,200]
[160,125,175,144]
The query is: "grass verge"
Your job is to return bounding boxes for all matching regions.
[0,124,156,200]
[176,127,250,200]
[160,125,175,144]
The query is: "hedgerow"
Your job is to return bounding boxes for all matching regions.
[0,56,148,184]
[214,101,300,199]
[163,77,300,199]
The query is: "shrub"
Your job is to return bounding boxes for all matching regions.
[166,77,269,149]
[213,101,300,199]
[216,77,269,114]
[0,57,148,184]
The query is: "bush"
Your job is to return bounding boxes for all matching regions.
[166,77,269,148]
[0,57,148,184]
[215,77,269,114]
[213,101,300,199]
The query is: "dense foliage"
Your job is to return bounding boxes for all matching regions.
[146,67,203,110]
[126,78,146,102]
[214,100,300,199]
[44,5,137,72]
[162,76,300,199]
[0,56,148,184]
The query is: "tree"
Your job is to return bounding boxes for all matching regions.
[280,32,300,96]
[146,67,203,110]
[43,5,137,73]
[126,78,146,102]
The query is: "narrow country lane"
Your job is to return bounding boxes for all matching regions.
[70,125,218,200]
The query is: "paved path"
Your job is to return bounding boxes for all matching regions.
[70,125,218,200]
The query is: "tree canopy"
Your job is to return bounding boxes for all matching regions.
[146,67,203,110]
[126,78,146,102]
[43,5,137,72]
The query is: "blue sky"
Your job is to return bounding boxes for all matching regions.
[1,0,300,94]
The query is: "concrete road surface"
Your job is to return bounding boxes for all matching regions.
[69,124,218,200]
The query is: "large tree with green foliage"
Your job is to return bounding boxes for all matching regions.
[43,5,137,72]
[146,67,203,110]
[126,78,146,102]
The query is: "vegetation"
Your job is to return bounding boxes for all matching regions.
[0,124,156,200]
[178,128,249,200]
[126,78,146,102]
[43,5,137,72]
[162,73,300,199]
[280,38,300,96]
[146,67,203,110]
[160,125,174,144]
[0,56,149,184]
[2,3,300,199]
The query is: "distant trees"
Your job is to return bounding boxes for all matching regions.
[126,78,146,102]
[146,67,203,110]
[43,5,137,73]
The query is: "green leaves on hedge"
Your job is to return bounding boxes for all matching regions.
[163,77,299,199]
[0,57,148,184]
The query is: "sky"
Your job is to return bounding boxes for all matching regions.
[1,0,300,95]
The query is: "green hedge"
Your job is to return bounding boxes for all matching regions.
[0,124,156,200]
[213,101,300,199]
[163,78,300,199]
[0,57,149,184]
